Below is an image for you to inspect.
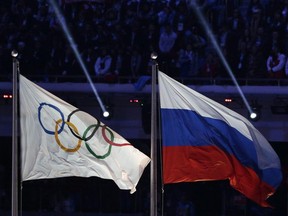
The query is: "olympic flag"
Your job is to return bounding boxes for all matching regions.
[19,74,150,193]
[158,71,282,207]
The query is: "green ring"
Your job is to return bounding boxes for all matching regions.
[83,125,114,159]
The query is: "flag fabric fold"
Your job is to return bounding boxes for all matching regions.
[20,74,150,193]
[158,71,282,207]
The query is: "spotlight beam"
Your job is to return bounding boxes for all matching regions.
[189,2,254,115]
[49,0,107,115]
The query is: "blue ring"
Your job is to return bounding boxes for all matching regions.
[38,103,65,135]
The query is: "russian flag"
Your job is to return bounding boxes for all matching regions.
[158,71,282,207]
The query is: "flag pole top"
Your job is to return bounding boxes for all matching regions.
[11,50,18,58]
[150,52,158,60]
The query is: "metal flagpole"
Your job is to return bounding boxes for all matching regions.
[11,49,19,216]
[150,52,158,216]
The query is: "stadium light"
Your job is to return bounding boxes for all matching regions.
[102,105,113,120]
[249,106,261,122]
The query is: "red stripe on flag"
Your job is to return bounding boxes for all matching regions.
[163,145,275,207]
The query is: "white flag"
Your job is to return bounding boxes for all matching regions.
[20,74,150,193]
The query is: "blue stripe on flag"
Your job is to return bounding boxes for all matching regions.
[161,108,282,188]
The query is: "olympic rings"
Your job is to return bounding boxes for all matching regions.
[38,103,131,160]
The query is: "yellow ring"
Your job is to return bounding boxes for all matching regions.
[55,119,82,152]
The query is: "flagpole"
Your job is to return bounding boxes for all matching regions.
[11,50,19,216]
[150,52,158,216]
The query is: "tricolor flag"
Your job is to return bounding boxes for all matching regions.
[158,71,282,207]
[20,74,150,193]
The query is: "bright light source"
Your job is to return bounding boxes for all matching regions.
[103,111,110,118]
[3,94,13,99]
[250,112,257,119]
[224,98,232,103]
[248,107,261,121]
[102,106,113,120]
